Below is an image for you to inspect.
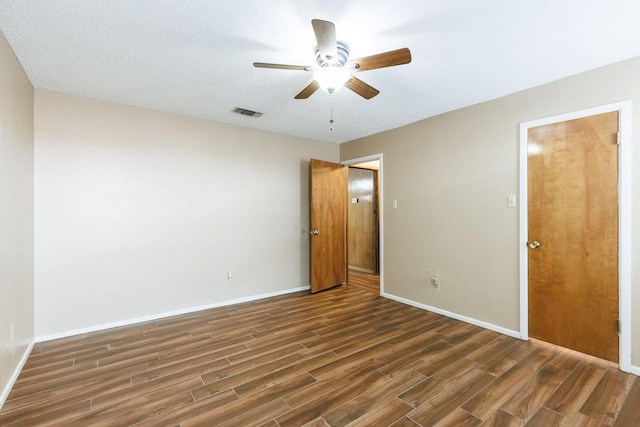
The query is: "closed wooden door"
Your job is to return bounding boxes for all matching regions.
[527,111,619,362]
[309,159,348,293]
[348,167,378,273]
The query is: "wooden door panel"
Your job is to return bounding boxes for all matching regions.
[528,111,619,362]
[348,167,377,273]
[310,159,348,293]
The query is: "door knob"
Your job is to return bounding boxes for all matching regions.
[309,230,320,235]
[528,240,541,249]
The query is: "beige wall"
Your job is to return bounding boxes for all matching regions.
[341,56,640,368]
[0,34,34,404]
[34,90,338,338]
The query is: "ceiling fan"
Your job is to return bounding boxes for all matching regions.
[253,19,412,100]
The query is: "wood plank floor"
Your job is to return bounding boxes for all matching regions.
[1,271,638,426]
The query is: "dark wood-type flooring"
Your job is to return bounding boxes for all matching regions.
[1,270,639,426]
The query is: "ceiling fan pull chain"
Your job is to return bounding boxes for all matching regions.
[329,95,334,131]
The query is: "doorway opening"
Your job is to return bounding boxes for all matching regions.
[342,154,383,294]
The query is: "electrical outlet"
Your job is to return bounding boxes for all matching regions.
[431,276,440,289]
[227,272,233,282]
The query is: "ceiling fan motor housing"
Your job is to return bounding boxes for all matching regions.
[315,41,350,68]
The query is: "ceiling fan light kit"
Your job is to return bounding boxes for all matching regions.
[313,38,351,93]
[314,66,351,93]
[253,19,412,100]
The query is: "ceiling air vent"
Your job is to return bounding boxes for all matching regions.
[232,107,263,118]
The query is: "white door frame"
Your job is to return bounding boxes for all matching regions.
[342,153,384,295]
[519,101,632,372]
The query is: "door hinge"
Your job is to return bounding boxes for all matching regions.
[616,319,621,334]
[616,132,621,145]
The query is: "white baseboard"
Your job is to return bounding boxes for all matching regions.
[29,286,640,378]
[381,291,523,340]
[36,285,311,343]
[0,339,35,410]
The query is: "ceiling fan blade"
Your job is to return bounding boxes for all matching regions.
[253,62,312,71]
[295,80,320,99]
[312,19,337,61]
[348,48,412,72]
[344,75,379,99]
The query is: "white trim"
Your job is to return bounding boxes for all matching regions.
[341,153,384,295]
[618,103,632,372]
[382,292,522,339]
[0,340,35,409]
[630,365,640,377]
[519,100,632,372]
[36,285,310,343]
[519,120,530,341]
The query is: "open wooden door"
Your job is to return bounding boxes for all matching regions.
[310,159,348,293]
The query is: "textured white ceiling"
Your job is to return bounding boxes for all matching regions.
[1,0,640,143]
